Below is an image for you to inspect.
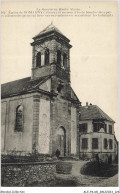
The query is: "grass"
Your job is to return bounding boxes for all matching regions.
[80,161,118,177]
[28,178,78,187]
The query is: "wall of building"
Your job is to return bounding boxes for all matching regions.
[1,94,33,154]
[39,79,51,92]
[33,65,52,79]
[1,162,56,186]
[79,120,114,134]
[101,132,114,153]
[71,106,77,155]
[80,132,114,153]
[51,76,71,97]
[79,120,93,133]
[49,73,78,156]
[38,97,50,154]
[105,121,114,134]
[51,94,71,156]
[114,139,118,156]
[1,79,79,157]
[79,119,115,162]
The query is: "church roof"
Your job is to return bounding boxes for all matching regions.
[1,76,50,98]
[33,23,70,42]
[79,105,115,123]
[1,76,80,105]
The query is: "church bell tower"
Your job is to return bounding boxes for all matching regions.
[31,24,79,157]
[31,23,72,85]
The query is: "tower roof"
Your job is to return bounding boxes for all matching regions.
[79,105,115,123]
[33,23,70,42]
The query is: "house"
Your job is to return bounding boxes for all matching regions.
[1,23,81,157]
[1,23,117,162]
[79,103,118,163]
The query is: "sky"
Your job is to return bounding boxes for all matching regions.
[1,1,119,139]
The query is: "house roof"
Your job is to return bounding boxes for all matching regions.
[79,105,115,123]
[1,76,50,98]
[33,23,70,42]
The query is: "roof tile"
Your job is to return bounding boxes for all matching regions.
[1,76,50,98]
[79,105,115,123]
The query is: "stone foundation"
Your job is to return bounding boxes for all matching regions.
[1,162,56,187]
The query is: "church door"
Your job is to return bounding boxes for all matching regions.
[57,127,66,156]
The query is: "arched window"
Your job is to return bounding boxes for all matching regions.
[57,50,61,66]
[15,105,23,132]
[45,49,49,65]
[63,53,67,68]
[36,52,41,67]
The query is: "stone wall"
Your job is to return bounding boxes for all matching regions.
[1,162,56,187]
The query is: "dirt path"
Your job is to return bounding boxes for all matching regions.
[71,161,88,176]
[92,174,119,187]
[55,160,119,187]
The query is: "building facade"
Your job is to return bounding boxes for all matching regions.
[1,24,118,162]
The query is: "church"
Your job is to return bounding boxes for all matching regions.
[1,23,118,161]
[1,23,80,157]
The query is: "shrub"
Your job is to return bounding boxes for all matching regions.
[80,161,118,177]
[56,162,72,174]
[1,153,53,163]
